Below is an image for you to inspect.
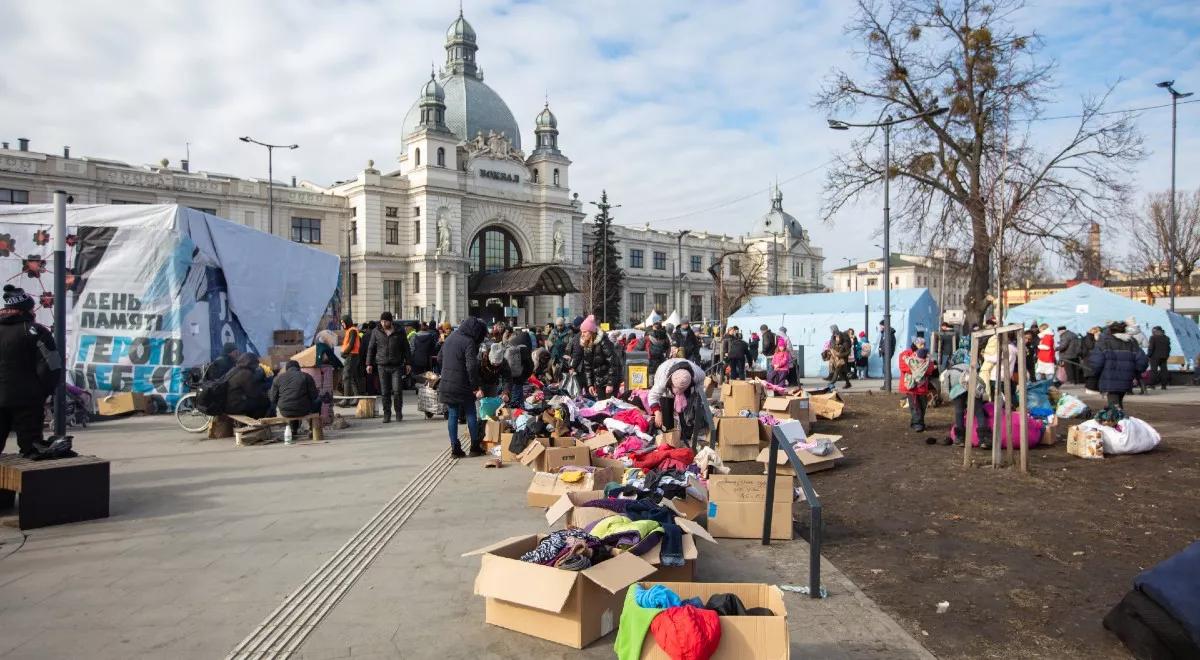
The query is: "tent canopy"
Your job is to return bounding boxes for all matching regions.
[1004,283,1200,367]
[728,288,940,377]
[469,264,577,297]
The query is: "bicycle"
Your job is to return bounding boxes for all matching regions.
[175,366,213,433]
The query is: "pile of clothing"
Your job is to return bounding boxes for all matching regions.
[520,495,687,571]
[1105,541,1200,659]
[614,584,776,660]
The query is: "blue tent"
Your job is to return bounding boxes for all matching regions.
[1004,283,1200,369]
[728,289,940,378]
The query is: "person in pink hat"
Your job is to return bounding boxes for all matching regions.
[574,315,620,397]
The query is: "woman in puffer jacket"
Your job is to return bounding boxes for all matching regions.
[1089,321,1148,410]
[501,330,534,405]
[574,315,619,397]
[647,357,711,447]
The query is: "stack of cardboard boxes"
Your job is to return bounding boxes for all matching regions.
[265,329,305,371]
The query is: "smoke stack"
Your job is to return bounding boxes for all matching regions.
[181,159,189,172]
[18,138,29,151]
[1,142,8,150]
[63,146,70,158]
[291,175,297,187]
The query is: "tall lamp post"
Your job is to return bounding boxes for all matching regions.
[239,137,298,236]
[1156,80,1193,312]
[828,105,948,392]
[676,229,691,316]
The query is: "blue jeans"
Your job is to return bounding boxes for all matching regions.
[446,402,481,453]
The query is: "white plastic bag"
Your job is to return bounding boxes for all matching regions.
[1055,393,1088,419]
[1081,417,1161,455]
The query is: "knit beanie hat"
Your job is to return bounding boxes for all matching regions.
[2,285,34,312]
[488,342,505,366]
[649,605,721,660]
[670,368,693,394]
[580,315,598,333]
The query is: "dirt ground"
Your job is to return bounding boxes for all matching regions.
[786,390,1199,659]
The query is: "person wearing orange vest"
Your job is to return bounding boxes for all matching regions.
[340,315,366,396]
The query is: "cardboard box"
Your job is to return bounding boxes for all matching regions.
[273,329,304,345]
[715,416,763,462]
[266,345,298,370]
[527,468,617,508]
[485,420,504,446]
[706,474,792,540]
[97,392,150,416]
[548,434,577,448]
[1040,416,1058,446]
[463,535,657,648]
[634,582,789,659]
[720,380,763,414]
[519,442,592,473]
[1066,425,1104,459]
[290,345,318,368]
[762,395,813,432]
[657,429,684,449]
[757,434,844,475]
[810,392,845,420]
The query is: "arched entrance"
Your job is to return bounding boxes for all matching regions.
[467,225,576,326]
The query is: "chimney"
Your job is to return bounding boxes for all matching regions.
[291,175,297,187]
[181,159,189,172]
[18,138,29,151]
[1,142,8,150]
[63,146,70,158]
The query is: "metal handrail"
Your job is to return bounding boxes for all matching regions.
[762,424,824,598]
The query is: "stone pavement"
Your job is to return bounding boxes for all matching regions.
[0,399,933,659]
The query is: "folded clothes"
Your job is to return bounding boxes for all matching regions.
[631,447,695,472]
[705,592,775,616]
[633,584,700,609]
[520,529,597,565]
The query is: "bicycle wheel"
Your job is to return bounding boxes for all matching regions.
[175,393,211,433]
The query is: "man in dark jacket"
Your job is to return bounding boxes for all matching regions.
[1147,326,1171,390]
[1089,321,1149,409]
[224,353,270,417]
[502,330,534,404]
[723,327,748,380]
[673,320,702,363]
[366,312,411,423]
[0,285,60,457]
[437,317,487,458]
[759,324,777,377]
[1056,326,1082,384]
[206,342,240,382]
[645,316,671,376]
[409,324,438,375]
[935,322,957,373]
[269,360,319,436]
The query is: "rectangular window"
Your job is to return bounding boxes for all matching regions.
[867,277,878,287]
[728,257,739,274]
[413,206,421,217]
[350,220,358,245]
[351,206,357,217]
[654,293,668,311]
[792,260,800,278]
[111,199,147,204]
[690,255,702,273]
[652,251,667,270]
[190,207,217,215]
[385,206,399,218]
[629,249,644,269]
[689,295,703,322]
[383,279,402,315]
[0,189,29,205]
[630,292,646,316]
[351,273,358,296]
[291,217,321,244]
[386,221,399,244]
[413,271,421,293]
[413,219,421,245]
[244,210,255,230]
[710,255,719,268]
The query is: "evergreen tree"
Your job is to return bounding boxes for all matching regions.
[588,190,624,323]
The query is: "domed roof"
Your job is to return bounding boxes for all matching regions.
[446,11,476,43]
[402,74,521,149]
[535,103,557,129]
[420,73,444,102]
[755,187,804,239]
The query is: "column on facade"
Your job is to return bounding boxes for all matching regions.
[436,270,444,322]
[448,271,458,324]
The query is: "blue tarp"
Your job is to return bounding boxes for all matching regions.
[727,289,940,378]
[1004,284,1200,370]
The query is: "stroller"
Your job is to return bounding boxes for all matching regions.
[44,382,93,429]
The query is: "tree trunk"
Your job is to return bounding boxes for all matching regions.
[964,199,993,326]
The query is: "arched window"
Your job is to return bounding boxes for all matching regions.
[414,148,421,167]
[553,168,560,186]
[468,226,523,273]
[436,147,445,167]
[531,169,539,183]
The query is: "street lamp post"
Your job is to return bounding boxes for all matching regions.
[1156,81,1193,312]
[677,229,691,316]
[828,105,948,392]
[239,137,298,236]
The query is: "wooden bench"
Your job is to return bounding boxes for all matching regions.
[228,413,323,445]
[0,455,110,530]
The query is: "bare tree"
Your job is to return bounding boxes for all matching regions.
[708,246,767,323]
[1127,188,1200,297]
[817,0,1144,324]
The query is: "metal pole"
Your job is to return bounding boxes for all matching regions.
[1169,94,1178,312]
[882,121,893,393]
[267,145,275,236]
[761,428,779,545]
[345,226,353,321]
[52,191,68,438]
[677,233,684,314]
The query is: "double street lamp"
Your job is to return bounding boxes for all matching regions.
[1156,80,1193,312]
[828,105,948,392]
[239,136,298,236]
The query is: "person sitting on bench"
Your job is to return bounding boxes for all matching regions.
[270,360,320,435]
[224,353,270,418]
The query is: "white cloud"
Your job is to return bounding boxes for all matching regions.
[0,0,1196,275]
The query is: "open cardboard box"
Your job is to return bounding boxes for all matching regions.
[705,474,792,540]
[810,391,845,420]
[634,582,790,659]
[527,468,619,508]
[762,394,813,432]
[96,392,150,416]
[545,491,717,582]
[715,416,763,462]
[756,426,844,475]
[463,535,657,648]
[720,380,764,414]
[519,441,592,473]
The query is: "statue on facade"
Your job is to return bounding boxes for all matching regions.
[552,228,566,263]
[436,215,452,255]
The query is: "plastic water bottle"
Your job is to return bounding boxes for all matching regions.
[284,425,293,445]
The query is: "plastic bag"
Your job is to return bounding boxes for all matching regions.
[1081,417,1161,455]
[478,396,504,420]
[1055,393,1089,419]
[1025,379,1054,410]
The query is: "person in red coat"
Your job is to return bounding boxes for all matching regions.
[898,338,937,432]
[1035,324,1056,381]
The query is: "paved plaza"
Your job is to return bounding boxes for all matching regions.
[0,400,934,659]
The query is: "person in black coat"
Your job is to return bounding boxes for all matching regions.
[1080,326,1100,392]
[575,316,619,396]
[224,354,270,418]
[672,321,702,363]
[0,285,60,457]
[409,325,438,376]
[645,319,671,377]
[1147,326,1172,390]
[723,327,748,379]
[206,342,240,382]
[366,312,411,423]
[1089,321,1149,409]
[436,317,487,458]
[502,330,534,404]
[269,360,319,433]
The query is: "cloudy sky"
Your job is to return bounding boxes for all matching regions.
[1,0,1197,276]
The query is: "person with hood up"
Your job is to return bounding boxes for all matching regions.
[1080,326,1101,393]
[768,337,792,386]
[206,342,240,382]
[366,312,411,423]
[269,360,320,439]
[0,285,60,457]
[224,353,270,418]
[647,357,711,448]
[436,317,488,458]
[898,338,936,432]
[339,315,366,396]
[672,320,702,363]
[409,323,438,376]
[575,315,620,397]
[723,326,748,380]
[501,329,534,405]
[1147,325,1171,390]
[645,313,671,376]
[1089,320,1149,409]
[1056,325,1081,384]
[826,325,852,388]
[1035,324,1056,381]
[940,351,990,448]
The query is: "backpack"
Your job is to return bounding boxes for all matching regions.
[194,379,228,415]
[903,357,931,391]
